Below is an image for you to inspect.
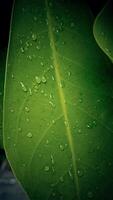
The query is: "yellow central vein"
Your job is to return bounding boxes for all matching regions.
[45,1,80,199]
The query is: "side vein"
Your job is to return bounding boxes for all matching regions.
[45,1,80,199]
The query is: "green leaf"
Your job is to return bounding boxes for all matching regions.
[4,0,113,199]
[0,50,6,148]
[93,0,113,62]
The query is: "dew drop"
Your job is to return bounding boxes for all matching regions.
[36,45,40,50]
[46,139,49,144]
[10,109,14,113]
[25,106,30,112]
[59,144,64,151]
[27,132,32,138]
[77,169,84,177]
[59,80,65,88]
[11,74,14,79]
[41,62,44,66]
[32,33,37,41]
[44,165,50,172]
[41,90,44,94]
[68,170,73,180]
[35,76,41,84]
[51,154,54,165]
[20,81,27,92]
[42,76,47,83]
[68,71,71,77]
[29,88,32,96]
[52,119,55,124]
[20,47,24,53]
[86,123,92,129]
[52,76,55,81]
[49,101,55,108]
[79,98,83,103]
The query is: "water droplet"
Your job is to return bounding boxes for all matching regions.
[64,120,69,127]
[78,129,82,134]
[59,176,64,183]
[27,132,32,138]
[20,47,24,53]
[11,74,14,79]
[35,76,41,84]
[92,120,97,127]
[59,80,65,88]
[49,101,55,108]
[10,109,14,113]
[87,191,94,199]
[68,170,73,180]
[68,71,71,77]
[79,98,83,103]
[25,106,30,112]
[32,33,37,41]
[77,169,84,177]
[52,76,55,81]
[41,90,44,94]
[46,139,49,144]
[28,55,32,60]
[59,144,64,151]
[52,119,55,124]
[86,123,92,129]
[20,81,27,92]
[36,45,40,50]
[50,65,54,69]
[42,76,47,83]
[44,165,50,172]
[29,88,32,96]
[51,154,54,165]
[41,62,44,66]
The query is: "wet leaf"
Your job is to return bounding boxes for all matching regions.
[4,0,113,199]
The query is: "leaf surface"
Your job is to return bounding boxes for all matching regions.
[4,0,113,199]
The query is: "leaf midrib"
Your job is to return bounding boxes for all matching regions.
[45,0,80,199]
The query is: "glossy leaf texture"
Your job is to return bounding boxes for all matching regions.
[3,0,113,199]
[93,0,113,62]
[0,50,6,148]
